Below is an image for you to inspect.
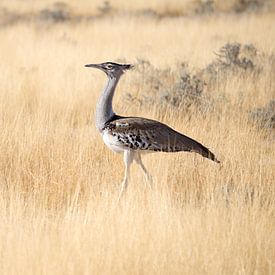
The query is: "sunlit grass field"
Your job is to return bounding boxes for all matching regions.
[0,1,274,274]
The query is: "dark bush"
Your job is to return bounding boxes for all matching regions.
[234,0,264,13]
[160,63,205,108]
[250,100,275,129]
[200,43,260,85]
[124,60,209,113]
[195,0,214,14]
[39,2,71,22]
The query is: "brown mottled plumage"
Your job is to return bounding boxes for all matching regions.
[104,116,219,162]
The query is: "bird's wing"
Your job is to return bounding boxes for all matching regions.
[104,117,219,163]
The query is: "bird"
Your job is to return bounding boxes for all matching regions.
[85,62,220,199]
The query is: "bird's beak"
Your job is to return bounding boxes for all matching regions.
[84,63,102,69]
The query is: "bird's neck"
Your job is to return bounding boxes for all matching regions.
[95,75,120,132]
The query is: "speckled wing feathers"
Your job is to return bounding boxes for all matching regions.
[104,117,219,163]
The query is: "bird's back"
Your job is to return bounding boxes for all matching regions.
[103,116,219,163]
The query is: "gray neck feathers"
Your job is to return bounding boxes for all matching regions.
[95,75,120,132]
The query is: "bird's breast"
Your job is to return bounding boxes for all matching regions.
[102,130,125,153]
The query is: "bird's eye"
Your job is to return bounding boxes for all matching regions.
[106,64,113,70]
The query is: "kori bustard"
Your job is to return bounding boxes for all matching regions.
[85,62,219,198]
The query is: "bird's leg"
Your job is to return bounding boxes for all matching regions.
[134,152,153,189]
[118,150,134,201]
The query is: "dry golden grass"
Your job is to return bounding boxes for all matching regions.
[0,2,274,274]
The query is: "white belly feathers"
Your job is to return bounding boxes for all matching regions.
[102,130,125,153]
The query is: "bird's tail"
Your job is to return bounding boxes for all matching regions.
[193,144,220,163]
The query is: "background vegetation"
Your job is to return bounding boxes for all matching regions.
[0,0,274,274]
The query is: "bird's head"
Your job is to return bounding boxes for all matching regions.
[85,62,133,78]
